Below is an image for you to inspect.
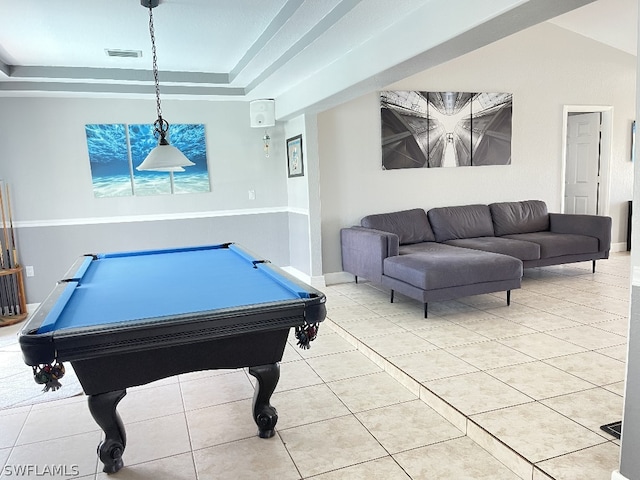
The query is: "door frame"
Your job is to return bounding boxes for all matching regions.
[560,105,613,216]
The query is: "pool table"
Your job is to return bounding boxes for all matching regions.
[19,243,326,473]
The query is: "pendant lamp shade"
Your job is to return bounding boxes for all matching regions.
[136,0,194,172]
[136,141,194,172]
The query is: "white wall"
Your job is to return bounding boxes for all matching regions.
[0,96,287,222]
[283,114,324,282]
[284,115,310,211]
[318,22,636,275]
[0,95,295,301]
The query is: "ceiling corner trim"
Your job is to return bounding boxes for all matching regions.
[245,0,363,93]
[0,81,246,98]
[230,0,305,81]
[8,65,230,85]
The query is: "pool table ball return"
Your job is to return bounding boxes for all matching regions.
[19,243,326,473]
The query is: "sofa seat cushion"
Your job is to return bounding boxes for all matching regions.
[398,242,440,255]
[361,208,435,244]
[502,232,598,258]
[445,237,540,261]
[383,246,522,291]
[490,200,549,236]
[427,204,495,242]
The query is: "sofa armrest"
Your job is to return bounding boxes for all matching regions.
[340,227,399,283]
[549,213,612,253]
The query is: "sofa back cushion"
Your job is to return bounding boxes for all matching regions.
[427,204,494,242]
[361,208,435,245]
[490,200,549,236]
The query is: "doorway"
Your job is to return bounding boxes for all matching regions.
[561,106,613,216]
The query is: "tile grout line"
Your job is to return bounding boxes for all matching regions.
[324,317,539,480]
[323,260,630,480]
[328,303,625,475]
[176,374,201,480]
[280,334,415,479]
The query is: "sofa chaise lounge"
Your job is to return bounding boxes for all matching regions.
[340,200,611,317]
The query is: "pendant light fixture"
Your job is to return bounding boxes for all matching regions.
[136,0,194,172]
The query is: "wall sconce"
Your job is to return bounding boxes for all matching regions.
[250,100,275,158]
[263,132,271,158]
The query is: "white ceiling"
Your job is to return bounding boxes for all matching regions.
[0,0,432,95]
[0,0,636,114]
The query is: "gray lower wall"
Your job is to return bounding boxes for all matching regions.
[16,212,290,303]
[288,212,311,276]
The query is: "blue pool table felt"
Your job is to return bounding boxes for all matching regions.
[40,245,310,333]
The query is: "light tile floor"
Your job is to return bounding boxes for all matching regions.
[0,253,629,479]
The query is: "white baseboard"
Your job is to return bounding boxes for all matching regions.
[309,275,326,289]
[281,267,326,289]
[612,471,629,480]
[25,303,40,318]
[611,242,629,253]
[324,271,355,286]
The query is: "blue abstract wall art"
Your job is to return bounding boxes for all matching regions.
[85,123,210,197]
[85,124,132,197]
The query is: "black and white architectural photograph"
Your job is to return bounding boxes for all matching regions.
[381,91,513,169]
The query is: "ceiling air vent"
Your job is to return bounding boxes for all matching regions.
[105,49,143,58]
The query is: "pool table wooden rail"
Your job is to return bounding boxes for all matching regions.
[20,283,323,366]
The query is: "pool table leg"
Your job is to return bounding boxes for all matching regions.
[248,363,280,439]
[88,389,127,474]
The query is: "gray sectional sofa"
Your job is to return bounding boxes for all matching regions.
[340,200,611,317]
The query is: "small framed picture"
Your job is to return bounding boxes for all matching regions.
[286,134,304,177]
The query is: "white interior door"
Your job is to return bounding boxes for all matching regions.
[564,112,601,214]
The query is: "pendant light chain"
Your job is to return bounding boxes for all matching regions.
[136,0,194,171]
[147,6,167,137]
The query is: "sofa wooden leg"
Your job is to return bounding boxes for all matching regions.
[507,290,511,306]
[355,275,358,284]
[592,260,596,273]
[424,303,428,318]
[390,290,394,303]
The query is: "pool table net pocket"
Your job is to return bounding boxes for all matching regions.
[295,321,319,349]
[32,361,66,391]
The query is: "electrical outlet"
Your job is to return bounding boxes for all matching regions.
[248,190,256,200]
[25,265,34,277]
